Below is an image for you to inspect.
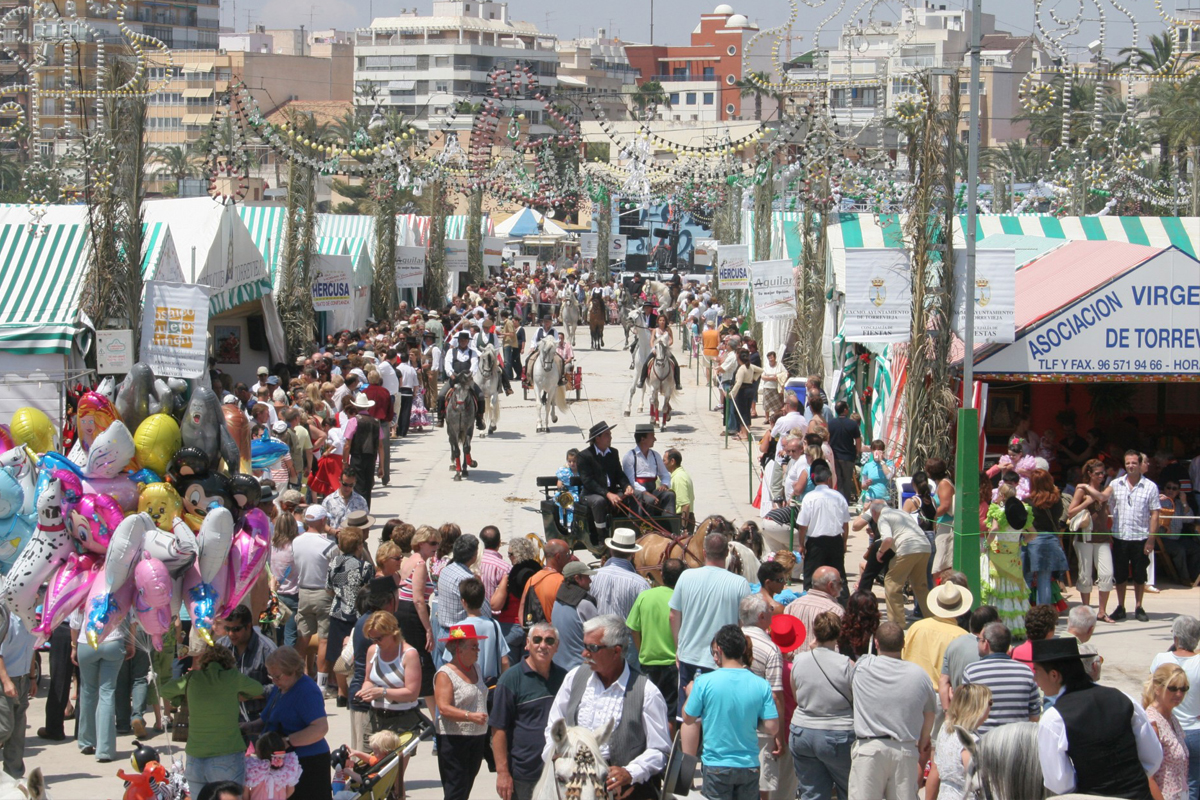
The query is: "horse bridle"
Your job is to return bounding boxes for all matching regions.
[554,742,608,800]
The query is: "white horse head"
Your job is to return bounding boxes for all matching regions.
[0,768,50,800]
[533,719,613,800]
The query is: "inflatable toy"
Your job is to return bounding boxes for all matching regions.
[0,471,34,573]
[76,392,120,453]
[222,507,269,615]
[85,422,137,479]
[133,414,181,477]
[138,482,183,531]
[222,404,252,473]
[2,477,76,626]
[132,553,172,649]
[250,430,289,471]
[0,447,37,515]
[69,494,123,554]
[34,552,101,641]
[180,388,239,474]
[9,407,57,454]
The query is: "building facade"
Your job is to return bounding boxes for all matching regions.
[353,1,558,132]
[555,32,639,120]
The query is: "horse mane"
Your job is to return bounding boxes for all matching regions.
[960,722,1046,800]
[697,515,736,538]
[534,720,611,800]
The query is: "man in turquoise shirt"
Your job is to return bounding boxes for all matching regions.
[681,624,778,800]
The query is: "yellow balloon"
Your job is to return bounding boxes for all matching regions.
[9,407,56,454]
[138,482,183,532]
[133,413,182,476]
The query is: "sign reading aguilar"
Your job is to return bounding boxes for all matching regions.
[953,249,1015,344]
[140,280,210,379]
[717,244,750,291]
[395,246,426,289]
[843,248,912,343]
[750,259,796,319]
[311,261,352,310]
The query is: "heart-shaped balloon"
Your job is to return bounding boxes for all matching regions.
[85,421,136,479]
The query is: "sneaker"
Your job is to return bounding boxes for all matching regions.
[1111,606,1127,621]
[1135,606,1149,622]
[131,718,147,738]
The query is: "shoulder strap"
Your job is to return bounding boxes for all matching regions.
[809,649,853,706]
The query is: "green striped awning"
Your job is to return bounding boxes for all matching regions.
[237,206,287,283]
[140,221,176,278]
[0,223,89,355]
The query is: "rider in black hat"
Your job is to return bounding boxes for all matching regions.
[437,330,485,430]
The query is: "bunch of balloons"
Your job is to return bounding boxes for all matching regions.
[0,362,271,648]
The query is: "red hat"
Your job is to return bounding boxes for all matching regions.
[438,625,486,644]
[769,615,807,653]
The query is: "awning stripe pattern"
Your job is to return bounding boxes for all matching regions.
[0,223,88,355]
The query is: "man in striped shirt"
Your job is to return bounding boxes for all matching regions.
[961,622,1041,733]
[478,525,510,611]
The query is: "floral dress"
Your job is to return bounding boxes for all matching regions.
[245,751,301,800]
[1146,706,1190,800]
[981,502,1031,639]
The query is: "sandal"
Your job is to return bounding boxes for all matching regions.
[1096,613,1114,623]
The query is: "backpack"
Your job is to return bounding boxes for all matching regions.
[522,570,550,630]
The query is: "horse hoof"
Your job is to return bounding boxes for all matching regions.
[623,411,630,417]
[454,473,462,481]
[488,426,496,434]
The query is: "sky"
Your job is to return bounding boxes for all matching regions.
[233,0,1193,59]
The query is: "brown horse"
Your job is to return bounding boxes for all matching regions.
[588,293,605,350]
[632,515,755,585]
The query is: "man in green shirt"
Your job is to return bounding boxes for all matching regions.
[161,646,264,793]
[665,449,695,532]
[626,558,685,731]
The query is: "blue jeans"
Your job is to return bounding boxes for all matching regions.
[789,725,854,800]
[1034,569,1055,605]
[77,639,126,760]
[501,621,526,659]
[278,592,299,647]
[701,764,759,800]
[1185,726,1199,800]
[185,750,246,798]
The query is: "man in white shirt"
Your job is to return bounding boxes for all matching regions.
[250,365,270,395]
[770,395,807,466]
[620,424,675,516]
[395,349,420,438]
[796,460,850,603]
[543,615,671,800]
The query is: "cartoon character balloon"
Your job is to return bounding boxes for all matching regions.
[69,494,124,555]
[76,392,121,453]
[133,553,173,649]
[138,482,183,532]
[0,471,34,573]
[85,421,137,479]
[133,414,182,478]
[2,476,76,627]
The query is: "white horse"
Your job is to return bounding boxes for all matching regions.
[561,291,581,346]
[644,279,673,317]
[617,288,637,345]
[531,336,565,433]
[475,344,502,436]
[623,311,652,417]
[533,719,612,800]
[643,336,676,429]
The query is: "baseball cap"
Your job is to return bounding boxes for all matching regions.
[271,420,288,434]
[304,505,328,522]
[279,489,304,507]
[266,375,280,385]
[256,366,269,376]
[562,562,595,579]
[222,394,238,405]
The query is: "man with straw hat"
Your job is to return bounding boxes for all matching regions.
[902,580,974,691]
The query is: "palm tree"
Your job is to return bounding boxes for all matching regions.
[885,101,925,180]
[151,145,197,182]
[1117,32,1186,74]
[329,110,362,147]
[735,71,770,120]
[0,149,22,192]
[632,80,669,120]
[989,141,1047,183]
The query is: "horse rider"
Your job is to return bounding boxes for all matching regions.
[576,421,635,547]
[470,320,514,396]
[437,330,486,431]
[621,424,676,516]
[638,314,682,390]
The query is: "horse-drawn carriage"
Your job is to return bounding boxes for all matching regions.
[536,475,681,558]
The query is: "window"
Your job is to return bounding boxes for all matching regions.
[725,103,735,114]
[727,45,737,56]
[702,66,714,78]
[435,56,449,67]
[686,92,696,104]
[703,92,713,104]
[673,66,687,78]
[669,92,679,104]
[435,81,449,92]
[830,87,877,108]
[725,74,735,85]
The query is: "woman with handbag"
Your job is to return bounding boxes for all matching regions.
[1066,458,1115,622]
[789,611,856,800]
[161,644,264,797]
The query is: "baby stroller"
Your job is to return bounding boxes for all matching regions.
[334,714,435,800]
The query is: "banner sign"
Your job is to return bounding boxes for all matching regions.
[750,259,796,320]
[96,329,134,374]
[580,233,599,259]
[976,248,1200,376]
[717,244,751,291]
[609,234,627,259]
[394,246,426,290]
[482,237,505,270]
[311,259,352,311]
[140,280,210,378]
[843,248,912,342]
[954,249,1016,344]
[445,239,469,273]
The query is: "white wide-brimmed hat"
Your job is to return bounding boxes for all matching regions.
[604,527,643,554]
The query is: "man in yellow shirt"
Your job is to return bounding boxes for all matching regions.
[666,449,695,532]
[902,580,973,689]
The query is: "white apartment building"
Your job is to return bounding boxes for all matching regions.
[823,1,1048,146]
[353,1,558,131]
[555,32,639,120]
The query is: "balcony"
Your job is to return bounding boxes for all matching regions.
[652,73,718,83]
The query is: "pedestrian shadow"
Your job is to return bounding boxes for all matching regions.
[482,430,522,440]
[662,424,696,433]
[460,470,513,484]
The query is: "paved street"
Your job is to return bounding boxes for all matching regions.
[17,324,1199,798]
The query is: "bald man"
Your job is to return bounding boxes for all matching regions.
[783,566,845,651]
[522,539,572,624]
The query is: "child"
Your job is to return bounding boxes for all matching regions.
[347,728,402,771]
[307,430,345,499]
[244,731,301,800]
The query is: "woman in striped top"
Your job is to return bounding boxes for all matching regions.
[355,612,422,798]
[397,526,439,713]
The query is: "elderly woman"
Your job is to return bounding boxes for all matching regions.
[262,646,331,800]
[435,624,490,800]
[1145,663,1192,800]
[789,611,856,800]
[162,645,263,797]
[356,611,423,798]
[398,526,439,714]
[760,350,789,418]
[327,526,374,706]
[1152,615,1200,800]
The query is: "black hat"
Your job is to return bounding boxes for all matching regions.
[1031,637,1084,663]
[457,330,471,339]
[541,314,552,323]
[642,298,654,306]
[634,423,656,434]
[585,420,615,441]
[423,330,435,338]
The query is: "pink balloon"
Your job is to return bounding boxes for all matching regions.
[35,553,101,642]
[83,565,136,648]
[0,425,14,455]
[53,469,85,507]
[133,553,172,650]
[69,494,123,554]
[220,508,270,617]
[81,477,139,511]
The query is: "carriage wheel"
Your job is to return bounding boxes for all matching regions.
[525,532,547,564]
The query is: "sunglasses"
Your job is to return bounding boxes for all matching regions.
[225,625,246,633]
[530,635,557,646]
[582,643,614,653]
[1167,684,1190,693]
[341,481,356,487]
[387,555,403,562]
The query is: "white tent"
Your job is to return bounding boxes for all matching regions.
[494,208,568,238]
[143,198,287,384]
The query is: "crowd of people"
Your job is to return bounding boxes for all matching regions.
[5,266,1197,800]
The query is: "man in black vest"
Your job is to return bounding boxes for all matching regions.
[347,394,380,509]
[1033,637,1163,799]
[542,615,671,800]
[576,421,634,546]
